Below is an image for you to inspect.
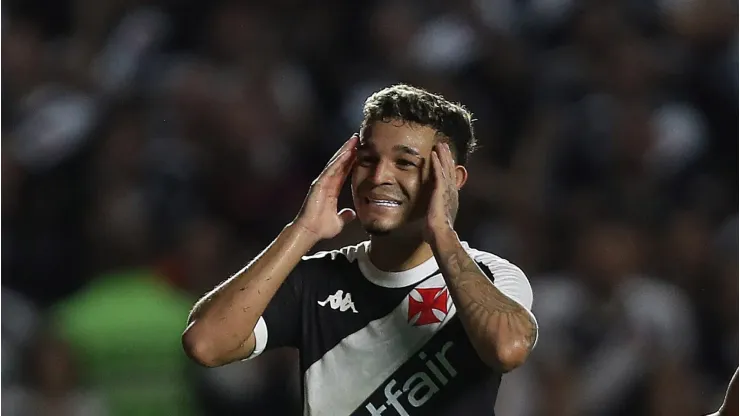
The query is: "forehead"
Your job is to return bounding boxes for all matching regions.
[360,120,439,154]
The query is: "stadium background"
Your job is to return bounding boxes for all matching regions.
[2,0,737,415]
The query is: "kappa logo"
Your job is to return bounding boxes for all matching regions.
[407,287,449,326]
[318,290,359,313]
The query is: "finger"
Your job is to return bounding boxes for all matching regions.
[431,150,445,182]
[447,143,457,180]
[334,139,357,165]
[331,134,358,162]
[317,145,357,199]
[326,134,359,168]
[441,143,455,171]
[337,208,357,227]
[440,143,457,183]
[320,135,357,180]
[333,149,357,191]
[324,143,357,179]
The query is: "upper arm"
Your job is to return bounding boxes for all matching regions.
[242,262,305,360]
[473,251,539,348]
[483,260,534,311]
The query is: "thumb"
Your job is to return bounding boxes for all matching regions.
[337,208,357,227]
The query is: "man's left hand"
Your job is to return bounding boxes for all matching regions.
[424,142,459,243]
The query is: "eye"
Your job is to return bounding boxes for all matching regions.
[357,155,378,167]
[396,159,417,169]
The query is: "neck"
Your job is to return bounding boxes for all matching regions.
[368,233,433,272]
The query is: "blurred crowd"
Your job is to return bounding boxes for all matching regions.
[2,0,737,415]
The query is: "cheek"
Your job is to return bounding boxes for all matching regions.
[401,176,425,202]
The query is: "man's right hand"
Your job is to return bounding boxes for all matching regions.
[184,135,360,367]
[293,134,359,242]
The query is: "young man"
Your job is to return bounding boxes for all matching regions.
[182,84,538,415]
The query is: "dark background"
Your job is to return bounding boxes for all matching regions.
[2,0,737,415]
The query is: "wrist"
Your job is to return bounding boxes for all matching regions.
[284,222,322,251]
[428,225,458,249]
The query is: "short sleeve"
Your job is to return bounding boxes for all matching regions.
[243,265,304,360]
[472,251,539,348]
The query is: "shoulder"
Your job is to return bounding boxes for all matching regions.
[464,243,534,311]
[465,244,527,276]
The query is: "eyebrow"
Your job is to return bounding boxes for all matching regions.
[357,143,422,157]
[392,144,421,157]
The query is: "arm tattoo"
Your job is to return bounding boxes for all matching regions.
[440,246,537,366]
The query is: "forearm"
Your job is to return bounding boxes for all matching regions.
[431,229,537,371]
[183,223,318,366]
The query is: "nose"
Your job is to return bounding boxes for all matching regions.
[369,159,394,185]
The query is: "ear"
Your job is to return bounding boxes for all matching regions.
[454,165,468,190]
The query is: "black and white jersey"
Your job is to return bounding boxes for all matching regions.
[247,241,537,416]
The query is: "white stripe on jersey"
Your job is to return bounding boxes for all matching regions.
[303,273,456,416]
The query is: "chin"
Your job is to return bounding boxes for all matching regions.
[366,227,392,236]
[362,223,395,236]
[360,218,400,236]
[365,228,391,237]
[361,217,425,238]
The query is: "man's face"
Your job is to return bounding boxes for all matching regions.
[351,120,438,236]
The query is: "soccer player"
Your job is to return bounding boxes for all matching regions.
[182,84,538,415]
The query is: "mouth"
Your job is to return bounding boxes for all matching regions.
[365,197,402,208]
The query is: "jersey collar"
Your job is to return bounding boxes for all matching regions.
[357,241,441,288]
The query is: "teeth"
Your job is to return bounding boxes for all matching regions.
[369,199,400,207]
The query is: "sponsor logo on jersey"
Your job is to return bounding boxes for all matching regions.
[407,287,449,326]
[318,290,359,313]
[364,341,457,415]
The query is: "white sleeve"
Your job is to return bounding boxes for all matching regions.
[473,251,539,348]
[487,260,534,311]
[242,316,268,360]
